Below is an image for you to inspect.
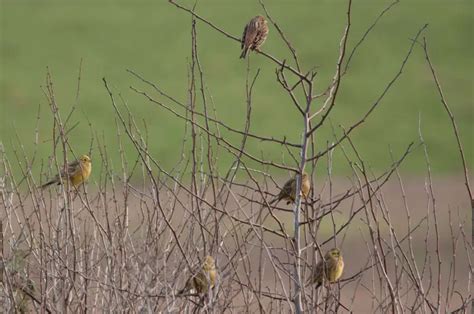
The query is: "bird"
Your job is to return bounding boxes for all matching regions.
[271,172,310,205]
[178,255,217,295]
[240,15,269,59]
[41,155,92,189]
[309,248,344,289]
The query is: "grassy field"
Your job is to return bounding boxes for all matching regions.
[1,0,472,179]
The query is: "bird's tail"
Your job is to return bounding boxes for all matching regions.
[268,196,281,205]
[177,279,190,295]
[40,180,57,189]
[240,48,249,59]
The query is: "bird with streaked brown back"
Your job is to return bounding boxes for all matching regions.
[41,155,91,188]
[271,173,310,205]
[309,248,344,289]
[178,255,217,295]
[240,15,269,59]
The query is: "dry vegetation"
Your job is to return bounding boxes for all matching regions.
[0,1,472,313]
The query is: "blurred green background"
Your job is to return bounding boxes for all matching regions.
[1,0,472,180]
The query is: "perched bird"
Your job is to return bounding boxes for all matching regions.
[310,248,344,289]
[41,155,92,188]
[240,15,269,59]
[179,255,217,295]
[271,173,310,205]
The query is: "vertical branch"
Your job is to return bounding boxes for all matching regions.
[189,12,207,254]
[292,124,308,313]
[420,37,473,252]
[293,1,351,312]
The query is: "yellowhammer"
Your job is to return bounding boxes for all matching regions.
[41,155,91,188]
[240,15,269,59]
[271,172,310,205]
[179,255,217,295]
[310,248,344,289]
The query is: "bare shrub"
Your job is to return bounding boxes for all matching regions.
[0,0,471,312]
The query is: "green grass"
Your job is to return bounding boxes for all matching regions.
[1,0,472,181]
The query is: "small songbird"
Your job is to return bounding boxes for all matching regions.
[240,15,269,59]
[179,255,217,295]
[310,248,344,289]
[41,155,92,188]
[271,173,310,205]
